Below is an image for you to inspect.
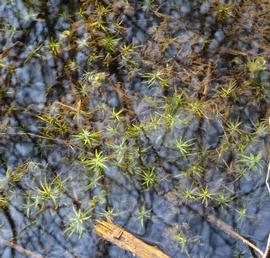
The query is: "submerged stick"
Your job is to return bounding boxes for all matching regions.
[186,204,264,257]
[95,220,170,258]
[0,237,42,258]
[206,215,264,257]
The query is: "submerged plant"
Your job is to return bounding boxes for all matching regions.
[137,206,152,227]
[64,206,92,238]
[74,129,102,147]
[1,1,269,256]
[226,120,242,134]
[219,81,237,98]
[0,167,23,187]
[141,168,156,189]
[108,139,128,163]
[82,150,109,171]
[234,168,248,180]
[82,71,106,88]
[239,152,263,170]
[236,208,247,224]
[216,5,234,20]
[173,231,188,252]
[246,57,267,74]
[36,114,71,137]
[175,137,194,156]
[198,186,214,207]
[88,190,107,207]
[214,193,234,208]
[99,33,121,52]
[0,195,9,209]
[98,207,118,223]
[87,173,103,190]
[48,39,61,56]
[180,164,204,178]
[253,120,268,137]
[110,108,125,121]
[183,188,197,202]
[36,180,59,206]
[119,42,138,61]
[186,100,205,118]
[26,176,64,211]
[90,17,107,31]
[141,69,168,87]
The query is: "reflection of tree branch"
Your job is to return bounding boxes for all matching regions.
[263,121,270,258]
[0,236,42,258]
[263,233,270,258]
[263,158,270,258]
[191,118,270,258]
[186,204,264,257]
[205,214,264,257]
[266,162,270,195]
[8,203,76,257]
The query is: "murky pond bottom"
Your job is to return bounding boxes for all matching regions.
[0,1,270,257]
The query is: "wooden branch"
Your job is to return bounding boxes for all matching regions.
[0,237,42,258]
[206,215,264,257]
[95,220,170,258]
[185,203,264,257]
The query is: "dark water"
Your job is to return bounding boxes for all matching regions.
[0,0,269,257]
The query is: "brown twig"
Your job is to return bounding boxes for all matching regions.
[95,220,170,258]
[0,236,42,258]
[186,204,264,257]
[202,60,212,97]
[206,215,264,257]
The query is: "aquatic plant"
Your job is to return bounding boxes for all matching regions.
[81,150,110,172]
[137,206,152,227]
[175,137,194,157]
[74,129,102,147]
[141,168,156,189]
[141,69,168,87]
[64,206,92,238]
